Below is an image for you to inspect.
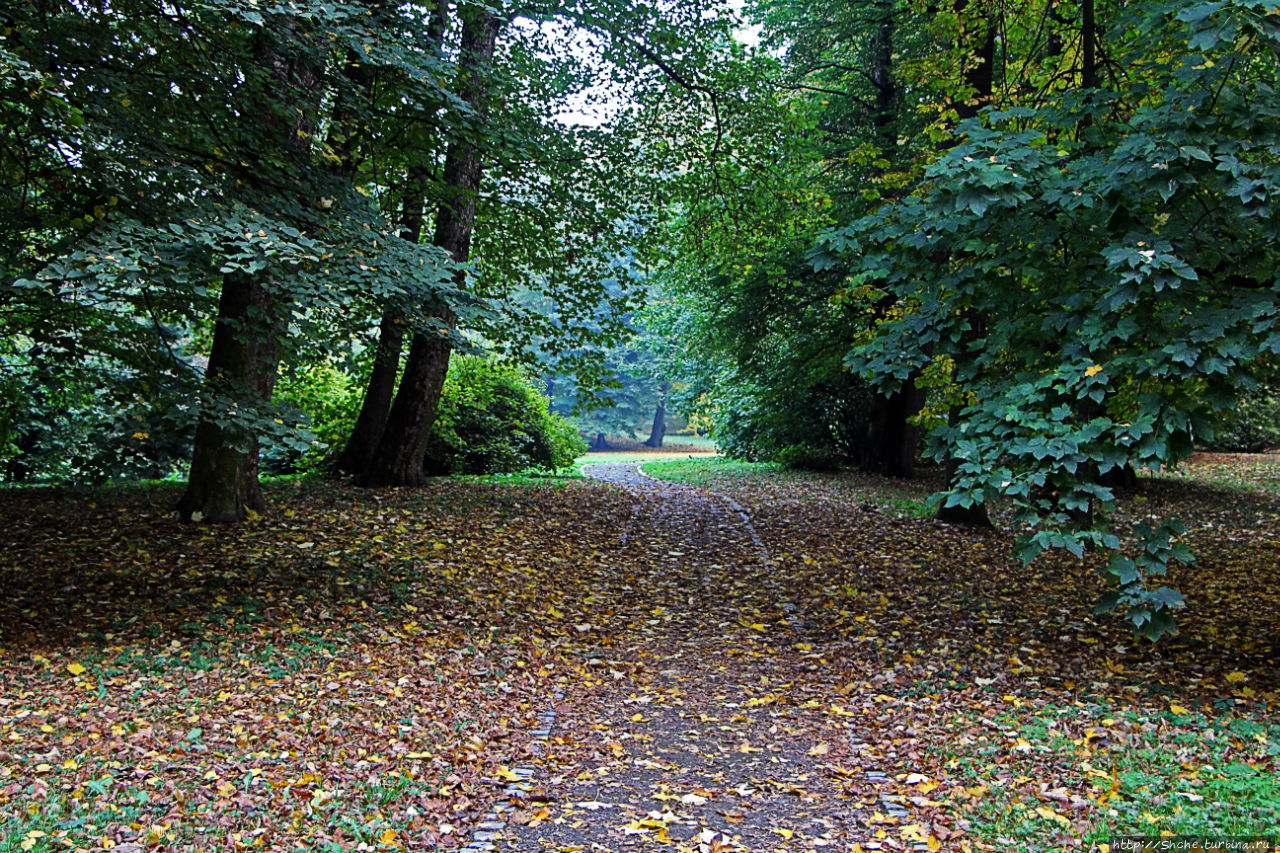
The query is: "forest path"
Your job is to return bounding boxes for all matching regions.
[487,463,891,853]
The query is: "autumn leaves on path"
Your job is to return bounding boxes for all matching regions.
[494,463,891,852]
[1,459,1274,851]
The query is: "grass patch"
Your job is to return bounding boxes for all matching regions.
[642,457,780,487]
[930,701,1280,844]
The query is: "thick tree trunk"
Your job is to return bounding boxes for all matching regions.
[361,305,457,487]
[360,6,501,487]
[333,2,446,475]
[863,386,922,478]
[177,272,279,521]
[178,20,320,521]
[591,433,610,451]
[643,401,666,447]
[336,307,406,474]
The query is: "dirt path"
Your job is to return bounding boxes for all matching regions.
[487,463,897,853]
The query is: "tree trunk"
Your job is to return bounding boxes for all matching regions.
[177,272,279,521]
[591,433,610,451]
[335,307,406,474]
[178,19,320,522]
[360,6,501,487]
[643,400,666,447]
[333,1,446,475]
[335,169,428,475]
[1081,0,1098,90]
[863,386,922,478]
[644,382,670,448]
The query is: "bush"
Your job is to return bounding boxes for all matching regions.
[425,356,586,475]
[710,369,873,468]
[271,362,363,473]
[775,443,839,471]
[1205,383,1280,452]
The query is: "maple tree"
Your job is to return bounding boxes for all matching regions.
[817,0,1280,637]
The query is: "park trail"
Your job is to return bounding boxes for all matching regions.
[482,462,916,853]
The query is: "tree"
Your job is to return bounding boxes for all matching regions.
[2,0,459,515]
[360,5,502,488]
[654,0,947,473]
[347,0,733,484]
[819,0,1280,637]
[176,16,325,521]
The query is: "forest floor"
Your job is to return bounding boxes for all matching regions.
[0,454,1277,852]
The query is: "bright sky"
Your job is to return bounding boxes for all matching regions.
[550,0,759,127]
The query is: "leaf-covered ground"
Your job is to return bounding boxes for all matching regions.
[0,453,1276,852]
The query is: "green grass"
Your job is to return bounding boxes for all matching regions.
[932,702,1280,845]
[453,470,580,486]
[642,457,781,487]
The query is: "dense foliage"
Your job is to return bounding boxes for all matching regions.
[817,0,1280,638]
[1205,377,1280,453]
[425,355,585,475]
[652,0,1280,637]
[1,0,728,503]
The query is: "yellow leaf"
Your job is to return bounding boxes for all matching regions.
[379,828,396,845]
[1035,806,1070,825]
[67,662,86,676]
[749,623,767,632]
[772,828,794,839]
[1225,671,1247,683]
[929,836,942,852]
[1169,703,1190,715]
[807,742,830,756]
[496,767,523,782]
[1085,364,1103,377]
[900,823,929,842]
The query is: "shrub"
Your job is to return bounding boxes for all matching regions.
[271,362,363,473]
[425,356,586,475]
[1205,382,1280,453]
[775,443,839,471]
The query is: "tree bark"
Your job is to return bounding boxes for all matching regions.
[1081,0,1098,91]
[177,272,279,521]
[335,168,428,475]
[863,386,923,478]
[360,5,501,487]
[333,1,446,475]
